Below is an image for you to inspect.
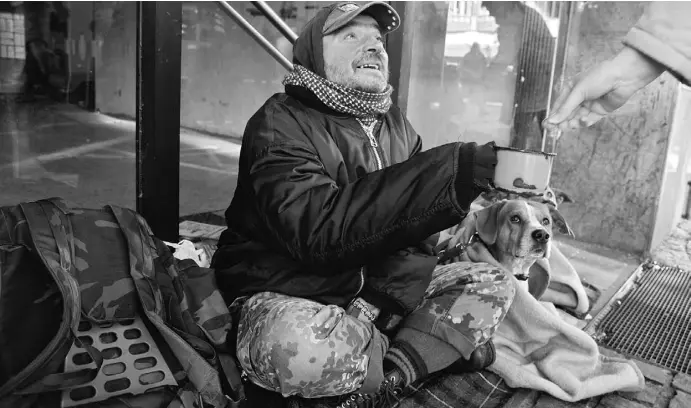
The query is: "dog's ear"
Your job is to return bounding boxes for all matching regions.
[549,206,575,238]
[474,201,505,245]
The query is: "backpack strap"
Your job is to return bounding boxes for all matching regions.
[1,200,104,397]
[218,353,247,408]
[108,205,234,408]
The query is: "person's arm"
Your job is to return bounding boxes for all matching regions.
[545,2,691,131]
[624,1,691,85]
[247,102,495,269]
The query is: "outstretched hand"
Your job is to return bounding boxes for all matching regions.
[544,47,664,131]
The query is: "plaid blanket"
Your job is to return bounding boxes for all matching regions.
[397,371,515,408]
[246,370,517,408]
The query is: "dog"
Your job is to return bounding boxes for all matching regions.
[473,199,573,297]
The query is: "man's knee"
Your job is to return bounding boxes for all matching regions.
[236,292,387,398]
[430,261,515,301]
[459,264,515,319]
[450,265,515,343]
[423,262,516,350]
[476,265,516,306]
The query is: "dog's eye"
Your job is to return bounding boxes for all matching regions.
[510,215,521,223]
[542,218,550,226]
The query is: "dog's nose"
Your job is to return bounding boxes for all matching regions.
[532,229,550,243]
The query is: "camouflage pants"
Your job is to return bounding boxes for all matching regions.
[235,262,515,398]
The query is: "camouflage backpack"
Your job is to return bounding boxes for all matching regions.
[0,198,246,408]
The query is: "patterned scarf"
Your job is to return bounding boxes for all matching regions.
[283,64,393,126]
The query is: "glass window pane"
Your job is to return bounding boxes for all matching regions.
[178,1,320,218]
[0,2,136,208]
[406,1,566,153]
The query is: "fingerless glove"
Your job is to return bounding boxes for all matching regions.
[455,141,498,210]
[472,141,498,192]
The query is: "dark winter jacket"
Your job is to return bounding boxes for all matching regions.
[211,4,497,325]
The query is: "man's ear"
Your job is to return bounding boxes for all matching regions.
[474,201,505,245]
[549,206,575,238]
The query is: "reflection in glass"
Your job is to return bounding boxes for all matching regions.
[0,1,136,209]
[0,1,570,214]
[406,1,566,153]
[178,2,320,217]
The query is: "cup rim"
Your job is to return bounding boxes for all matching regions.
[494,146,557,157]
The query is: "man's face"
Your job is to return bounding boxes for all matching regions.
[322,15,389,93]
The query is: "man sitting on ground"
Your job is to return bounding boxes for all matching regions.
[212,2,514,407]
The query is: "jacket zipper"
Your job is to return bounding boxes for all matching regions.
[357,119,383,171]
[353,119,381,300]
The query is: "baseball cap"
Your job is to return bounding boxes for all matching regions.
[322,2,401,36]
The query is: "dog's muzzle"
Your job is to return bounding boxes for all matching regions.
[531,229,550,243]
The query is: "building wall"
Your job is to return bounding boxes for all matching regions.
[550,2,678,254]
[650,85,691,253]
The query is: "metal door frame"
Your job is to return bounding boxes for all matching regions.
[135,1,182,241]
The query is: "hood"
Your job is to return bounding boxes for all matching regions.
[292,5,335,78]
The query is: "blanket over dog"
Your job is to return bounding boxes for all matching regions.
[489,274,645,401]
[451,201,646,401]
[532,247,591,317]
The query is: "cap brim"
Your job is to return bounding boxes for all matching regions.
[323,2,401,36]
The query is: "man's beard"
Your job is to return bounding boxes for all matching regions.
[324,62,390,93]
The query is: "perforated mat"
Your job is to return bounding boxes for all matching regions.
[61,316,177,407]
[592,261,691,374]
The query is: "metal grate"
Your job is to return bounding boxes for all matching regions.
[596,262,691,374]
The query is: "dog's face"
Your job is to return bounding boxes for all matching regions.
[475,187,575,237]
[474,200,572,273]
